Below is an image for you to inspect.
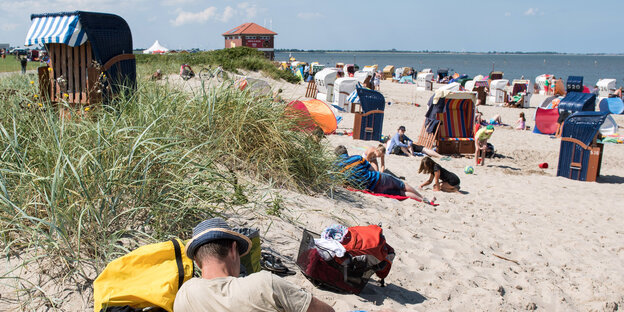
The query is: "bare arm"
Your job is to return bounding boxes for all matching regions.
[379,154,385,173]
[420,173,434,188]
[370,158,379,171]
[432,170,441,191]
[307,297,335,312]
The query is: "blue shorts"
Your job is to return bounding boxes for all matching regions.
[372,173,405,196]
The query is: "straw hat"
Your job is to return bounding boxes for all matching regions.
[186,218,252,260]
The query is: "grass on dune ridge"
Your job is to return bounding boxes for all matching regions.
[0,52,335,305]
[137,46,300,83]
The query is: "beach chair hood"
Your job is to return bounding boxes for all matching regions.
[561,112,609,147]
[26,11,133,66]
[558,92,596,114]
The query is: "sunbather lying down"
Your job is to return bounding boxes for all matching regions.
[335,145,434,204]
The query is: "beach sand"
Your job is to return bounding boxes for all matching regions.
[2,74,623,311]
[228,77,624,311]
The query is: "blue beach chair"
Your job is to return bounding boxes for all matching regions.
[352,86,385,141]
[557,111,608,182]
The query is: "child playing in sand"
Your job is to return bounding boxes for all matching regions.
[363,144,386,172]
[515,112,526,130]
[418,157,460,192]
[475,125,494,166]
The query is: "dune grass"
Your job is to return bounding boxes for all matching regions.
[137,46,299,83]
[0,58,335,304]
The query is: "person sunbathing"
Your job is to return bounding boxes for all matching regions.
[363,144,386,172]
[475,111,503,126]
[335,145,433,204]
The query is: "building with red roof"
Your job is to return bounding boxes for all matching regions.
[222,23,277,60]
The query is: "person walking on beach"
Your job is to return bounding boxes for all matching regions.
[418,156,460,192]
[387,126,441,158]
[20,57,27,74]
[475,125,494,166]
[374,71,381,90]
[174,217,335,312]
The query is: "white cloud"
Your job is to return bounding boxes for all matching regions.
[171,7,217,26]
[219,6,235,22]
[1,23,18,31]
[504,12,511,17]
[524,8,539,16]
[237,2,259,19]
[297,12,323,20]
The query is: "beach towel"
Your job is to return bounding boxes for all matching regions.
[348,188,439,206]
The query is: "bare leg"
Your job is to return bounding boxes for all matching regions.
[475,142,480,165]
[440,182,459,192]
[422,147,441,158]
[400,146,413,157]
[404,183,435,203]
[480,146,486,166]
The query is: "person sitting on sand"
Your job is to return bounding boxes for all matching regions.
[335,145,433,204]
[363,144,386,172]
[174,217,335,312]
[613,87,623,99]
[387,126,441,158]
[475,125,494,166]
[515,112,526,130]
[418,156,460,192]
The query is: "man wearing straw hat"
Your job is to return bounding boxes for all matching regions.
[174,217,334,312]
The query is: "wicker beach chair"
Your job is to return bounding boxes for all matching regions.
[25,11,136,108]
[557,112,608,182]
[353,87,385,141]
[417,92,477,155]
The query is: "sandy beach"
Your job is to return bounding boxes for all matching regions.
[221,76,624,311]
[2,73,623,311]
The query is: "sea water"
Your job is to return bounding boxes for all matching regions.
[276,51,624,88]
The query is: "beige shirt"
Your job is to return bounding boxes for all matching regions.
[174,271,312,312]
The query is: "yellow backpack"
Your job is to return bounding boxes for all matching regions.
[93,239,194,312]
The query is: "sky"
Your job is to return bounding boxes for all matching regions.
[1,0,623,53]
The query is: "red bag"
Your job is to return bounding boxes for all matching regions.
[340,225,395,282]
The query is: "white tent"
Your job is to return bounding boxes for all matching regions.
[315,68,338,102]
[143,40,169,54]
[597,79,616,97]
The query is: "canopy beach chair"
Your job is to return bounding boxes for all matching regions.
[557,112,608,182]
[353,87,385,141]
[417,92,477,155]
[25,11,136,108]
